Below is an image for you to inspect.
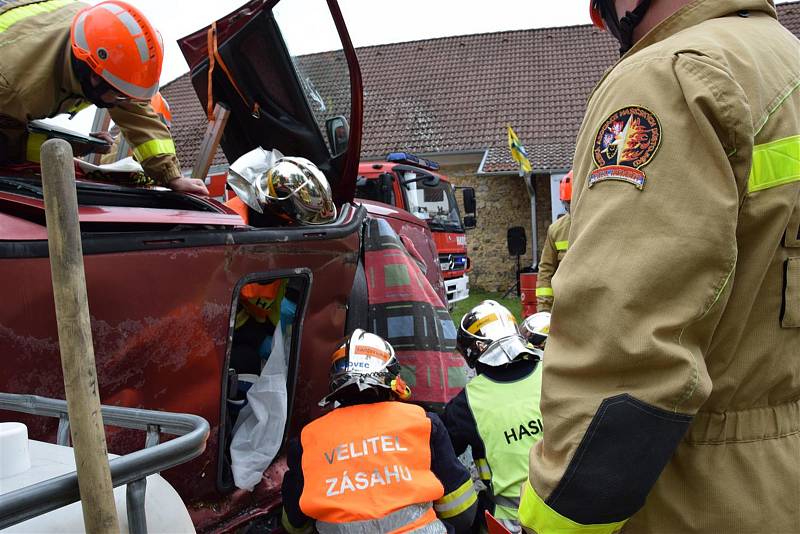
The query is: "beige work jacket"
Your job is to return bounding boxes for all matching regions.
[536,214,571,313]
[522,1,800,533]
[0,0,181,184]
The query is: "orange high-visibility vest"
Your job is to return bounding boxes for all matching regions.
[225,196,249,224]
[299,402,445,531]
[236,279,284,328]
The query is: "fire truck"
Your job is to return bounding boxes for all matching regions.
[357,153,476,306]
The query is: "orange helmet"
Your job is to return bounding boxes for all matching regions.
[590,1,606,29]
[150,91,172,127]
[560,170,573,202]
[70,1,163,101]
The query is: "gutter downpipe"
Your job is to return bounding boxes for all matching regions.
[526,172,538,270]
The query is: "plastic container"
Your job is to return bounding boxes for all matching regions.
[519,272,538,318]
[0,422,194,533]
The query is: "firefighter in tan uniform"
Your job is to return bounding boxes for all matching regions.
[100,91,172,165]
[520,1,800,533]
[0,0,208,195]
[536,172,572,312]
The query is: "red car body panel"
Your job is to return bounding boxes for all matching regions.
[358,199,447,304]
[0,204,364,530]
[0,191,242,228]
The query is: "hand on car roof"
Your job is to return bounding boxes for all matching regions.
[169,176,209,196]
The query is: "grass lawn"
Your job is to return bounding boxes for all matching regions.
[450,288,523,327]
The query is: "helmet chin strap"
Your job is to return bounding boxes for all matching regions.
[599,0,653,56]
[70,53,115,108]
[618,0,653,54]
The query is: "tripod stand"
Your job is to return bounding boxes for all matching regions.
[502,226,527,298]
[501,253,523,298]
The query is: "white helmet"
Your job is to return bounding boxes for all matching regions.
[456,300,532,367]
[520,312,551,358]
[319,329,410,407]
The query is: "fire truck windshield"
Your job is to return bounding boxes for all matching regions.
[403,178,463,232]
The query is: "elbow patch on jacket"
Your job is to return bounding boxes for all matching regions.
[546,394,691,524]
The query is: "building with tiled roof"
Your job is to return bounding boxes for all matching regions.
[164,2,800,291]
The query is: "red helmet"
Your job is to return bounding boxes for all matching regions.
[560,170,573,202]
[70,1,164,101]
[150,91,172,127]
[590,1,606,29]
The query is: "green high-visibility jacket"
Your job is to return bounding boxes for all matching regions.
[466,363,543,525]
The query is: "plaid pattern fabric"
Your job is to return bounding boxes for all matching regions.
[364,217,466,404]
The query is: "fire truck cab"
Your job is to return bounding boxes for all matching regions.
[356,153,476,306]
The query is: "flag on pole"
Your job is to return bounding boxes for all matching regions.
[507,125,532,176]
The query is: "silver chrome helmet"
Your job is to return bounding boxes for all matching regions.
[319,329,411,407]
[520,311,551,359]
[456,300,531,367]
[256,157,337,225]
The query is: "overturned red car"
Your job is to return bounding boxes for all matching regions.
[0,0,466,530]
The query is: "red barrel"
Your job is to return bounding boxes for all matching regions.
[519,272,538,318]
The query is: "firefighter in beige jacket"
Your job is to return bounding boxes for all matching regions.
[0,0,207,195]
[520,1,800,533]
[535,214,570,313]
[536,173,573,312]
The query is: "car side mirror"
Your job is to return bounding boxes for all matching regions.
[422,175,440,187]
[400,170,439,189]
[325,116,349,157]
[463,214,476,229]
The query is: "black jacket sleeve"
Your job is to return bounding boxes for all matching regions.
[280,437,312,532]
[441,388,485,460]
[428,412,478,533]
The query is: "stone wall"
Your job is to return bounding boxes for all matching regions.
[444,165,553,292]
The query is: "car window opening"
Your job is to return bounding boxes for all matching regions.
[220,275,305,491]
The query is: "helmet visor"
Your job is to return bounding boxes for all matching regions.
[477,335,534,366]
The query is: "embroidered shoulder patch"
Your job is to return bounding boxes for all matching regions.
[589,106,662,190]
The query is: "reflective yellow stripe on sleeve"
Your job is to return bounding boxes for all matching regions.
[0,0,74,33]
[133,138,176,161]
[536,287,554,297]
[434,478,477,519]
[518,480,627,534]
[748,134,800,193]
[281,509,313,534]
[475,457,492,481]
[25,132,47,163]
[555,240,569,251]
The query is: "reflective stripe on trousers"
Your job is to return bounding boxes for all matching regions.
[315,503,446,534]
[493,495,521,533]
[495,517,522,534]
